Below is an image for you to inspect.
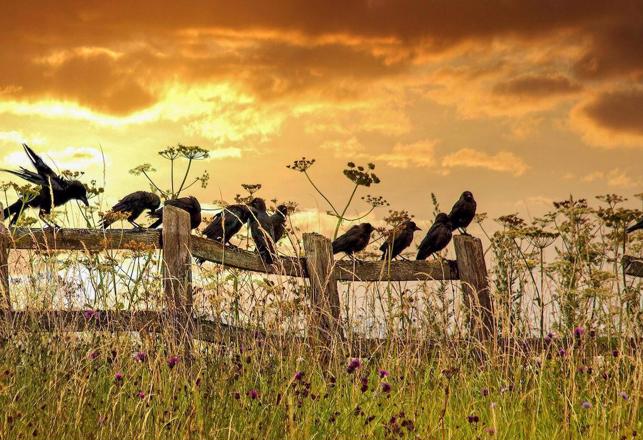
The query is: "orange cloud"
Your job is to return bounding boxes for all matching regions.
[441,148,528,177]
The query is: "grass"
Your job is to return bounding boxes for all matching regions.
[0,333,640,439]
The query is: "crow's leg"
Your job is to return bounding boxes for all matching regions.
[459,227,471,236]
[400,255,411,261]
[39,213,61,231]
[129,220,144,230]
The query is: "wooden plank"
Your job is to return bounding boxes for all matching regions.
[334,259,459,281]
[191,236,308,277]
[8,227,161,251]
[623,255,643,278]
[303,233,344,347]
[0,204,10,310]
[162,206,194,352]
[453,235,494,341]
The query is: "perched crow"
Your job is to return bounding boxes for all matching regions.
[270,204,290,243]
[416,213,453,260]
[100,191,161,229]
[2,144,89,228]
[626,219,642,233]
[448,191,477,235]
[380,220,421,260]
[332,223,374,257]
[149,196,202,230]
[248,198,276,264]
[202,204,252,245]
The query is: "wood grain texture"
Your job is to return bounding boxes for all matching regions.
[161,206,193,351]
[453,235,494,341]
[0,204,10,310]
[623,255,643,278]
[9,227,161,251]
[334,259,458,281]
[303,233,344,346]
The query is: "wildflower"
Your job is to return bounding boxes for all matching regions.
[467,414,480,424]
[233,392,240,400]
[137,391,145,399]
[618,391,628,401]
[167,356,179,369]
[134,351,147,362]
[612,349,619,358]
[381,382,391,393]
[481,388,489,397]
[87,350,99,361]
[360,376,368,393]
[544,332,554,343]
[581,401,592,409]
[346,358,361,374]
[558,349,567,357]
[294,371,304,381]
[574,326,585,338]
[378,369,390,378]
[83,310,98,320]
[247,389,259,400]
[114,372,124,383]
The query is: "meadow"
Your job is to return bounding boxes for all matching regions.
[0,150,641,439]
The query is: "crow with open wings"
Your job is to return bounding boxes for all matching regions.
[2,144,89,228]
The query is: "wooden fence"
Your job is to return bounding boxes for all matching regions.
[1,205,641,352]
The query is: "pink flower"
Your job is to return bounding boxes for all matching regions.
[114,372,124,383]
[378,369,390,378]
[134,351,147,362]
[136,391,145,399]
[247,389,259,400]
[381,382,391,393]
[167,356,179,369]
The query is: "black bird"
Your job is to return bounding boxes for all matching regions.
[332,223,374,258]
[2,144,89,228]
[626,219,642,233]
[270,204,290,243]
[448,191,477,235]
[100,191,161,229]
[416,213,453,260]
[202,204,252,245]
[380,220,421,260]
[248,198,276,265]
[149,196,202,230]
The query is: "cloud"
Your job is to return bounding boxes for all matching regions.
[375,140,436,168]
[570,88,643,148]
[3,146,106,171]
[492,74,581,98]
[441,148,528,176]
[0,131,46,147]
[582,168,640,188]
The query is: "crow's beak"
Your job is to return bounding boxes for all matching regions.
[415,226,422,231]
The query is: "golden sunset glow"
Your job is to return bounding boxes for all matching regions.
[0,1,641,229]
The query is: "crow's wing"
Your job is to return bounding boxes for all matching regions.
[22,144,67,191]
[112,191,148,213]
[332,225,361,254]
[627,219,643,233]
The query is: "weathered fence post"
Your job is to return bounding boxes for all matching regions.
[161,206,193,355]
[303,233,344,350]
[0,204,11,311]
[453,235,494,341]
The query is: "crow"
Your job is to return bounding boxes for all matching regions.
[380,220,421,260]
[1,144,89,228]
[149,196,202,230]
[100,191,161,229]
[248,198,276,265]
[202,204,252,245]
[270,204,290,243]
[448,191,477,235]
[416,213,453,260]
[626,219,642,233]
[332,223,374,258]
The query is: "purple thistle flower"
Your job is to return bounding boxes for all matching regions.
[294,371,304,381]
[467,414,479,424]
[558,348,567,357]
[378,369,390,378]
[581,401,592,409]
[612,349,619,358]
[83,310,98,320]
[346,358,361,374]
[618,391,628,401]
[360,376,368,393]
[134,351,147,362]
[481,388,489,397]
[247,389,259,400]
[574,326,585,338]
[87,350,99,361]
[167,356,179,369]
[381,382,391,393]
[114,372,124,383]
[136,391,145,399]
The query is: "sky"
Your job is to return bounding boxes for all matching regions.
[0,1,642,233]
